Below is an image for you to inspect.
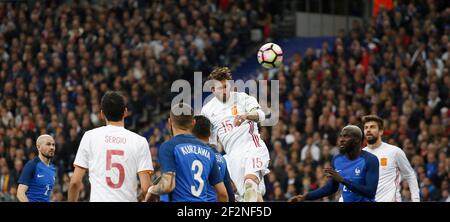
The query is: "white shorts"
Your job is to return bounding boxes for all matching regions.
[224,146,270,201]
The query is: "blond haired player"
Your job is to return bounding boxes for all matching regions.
[362,115,420,202]
[68,91,153,202]
[201,67,270,202]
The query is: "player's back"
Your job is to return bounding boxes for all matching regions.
[333,150,379,202]
[161,134,217,202]
[74,125,152,202]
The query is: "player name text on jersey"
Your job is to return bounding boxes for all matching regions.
[104,136,127,144]
[180,145,211,159]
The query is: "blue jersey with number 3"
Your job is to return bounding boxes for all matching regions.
[159,134,222,202]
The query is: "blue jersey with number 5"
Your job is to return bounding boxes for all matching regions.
[159,134,222,202]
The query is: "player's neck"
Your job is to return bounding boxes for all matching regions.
[367,139,382,149]
[107,121,124,127]
[217,94,230,103]
[172,128,192,136]
[199,138,209,144]
[346,148,361,160]
[38,154,51,166]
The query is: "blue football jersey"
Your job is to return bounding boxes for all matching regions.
[18,157,56,202]
[306,150,379,202]
[158,134,222,202]
[333,151,379,202]
[206,150,228,202]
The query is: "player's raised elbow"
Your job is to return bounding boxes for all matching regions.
[16,184,29,202]
[217,191,228,202]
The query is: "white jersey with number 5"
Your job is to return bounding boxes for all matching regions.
[363,142,420,202]
[74,125,153,202]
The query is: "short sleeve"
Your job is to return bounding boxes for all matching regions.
[73,131,91,168]
[137,137,153,173]
[158,142,176,173]
[18,160,37,186]
[244,94,261,113]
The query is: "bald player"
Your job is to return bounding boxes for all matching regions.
[17,135,57,202]
[289,125,379,202]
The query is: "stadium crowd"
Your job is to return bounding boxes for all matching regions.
[258,0,449,201]
[0,0,274,201]
[0,0,449,202]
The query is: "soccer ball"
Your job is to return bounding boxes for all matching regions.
[257,43,283,69]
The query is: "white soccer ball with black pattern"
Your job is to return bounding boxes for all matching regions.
[257,43,283,69]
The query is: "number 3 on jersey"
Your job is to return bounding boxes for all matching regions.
[106,150,125,188]
[190,160,204,197]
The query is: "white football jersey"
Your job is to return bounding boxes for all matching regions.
[201,92,266,156]
[74,125,153,202]
[363,142,420,202]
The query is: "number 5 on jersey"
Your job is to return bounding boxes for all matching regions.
[106,150,125,188]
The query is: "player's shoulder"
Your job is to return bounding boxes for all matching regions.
[25,157,40,168]
[234,91,252,99]
[83,126,105,137]
[361,150,379,164]
[381,142,403,153]
[22,157,40,172]
[123,128,147,142]
[332,153,345,160]
[160,139,175,148]
[160,135,182,149]
[202,96,218,111]
[331,153,345,165]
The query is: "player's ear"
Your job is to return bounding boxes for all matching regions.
[192,118,196,128]
[100,110,105,121]
[124,107,129,118]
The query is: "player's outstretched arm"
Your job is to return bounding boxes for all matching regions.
[145,172,176,202]
[340,155,379,199]
[304,178,339,201]
[17,184,29,202]
[68,165,87,202]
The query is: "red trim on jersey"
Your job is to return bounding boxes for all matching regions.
[248,122,261,148]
